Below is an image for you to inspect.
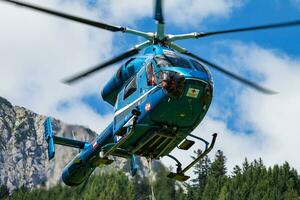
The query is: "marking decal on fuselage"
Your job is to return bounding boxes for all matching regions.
[93,142,97,149]
[186,88,200,98]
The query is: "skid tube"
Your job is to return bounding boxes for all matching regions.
[167,133,217,181]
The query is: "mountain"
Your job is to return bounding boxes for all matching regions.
[0,96,97,192]
[0,96,158,194]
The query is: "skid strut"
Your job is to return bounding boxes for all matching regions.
[167,133,217,181]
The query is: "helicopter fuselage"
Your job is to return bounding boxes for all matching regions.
[1,0,288,188]
[61,45,214,186]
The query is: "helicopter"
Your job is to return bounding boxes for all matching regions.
[1,0,300,186]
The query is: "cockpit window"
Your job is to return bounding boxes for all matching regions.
[190,59,207,73]
[154,54,192,69]
[146,62,157,86]
[154,56,172,67]
[165,55,191,69]
[190,59,212,79]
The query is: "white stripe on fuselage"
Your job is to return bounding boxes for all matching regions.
[114,86,159,117]
[114,78,209,118]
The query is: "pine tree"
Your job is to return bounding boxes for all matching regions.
[153,161,176,200]
[133,172,151,200]
[283,179,299,200]
[7,153,300,200]
[10,171,134,200]
[242,158,250,173]
[0,185,9,199]
[232,165,241,177]
[202,150,227,200]
[191,149,211,200]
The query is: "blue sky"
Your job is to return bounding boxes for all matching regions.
[82,0,300,132]
[0,0,300,173]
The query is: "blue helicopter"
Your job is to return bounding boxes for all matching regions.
[2,0,300,186]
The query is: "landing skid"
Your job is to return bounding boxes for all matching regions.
[167,133,217,181]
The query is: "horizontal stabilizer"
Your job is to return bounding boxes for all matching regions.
[44,117,90,161]
[131,154,137,176]
[53,136,88,149]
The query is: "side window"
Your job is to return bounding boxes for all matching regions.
[124,76,137,99]
[146,62,157,86]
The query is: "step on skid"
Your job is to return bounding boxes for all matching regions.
[167,133,217,181]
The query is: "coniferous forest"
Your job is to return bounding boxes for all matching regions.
[1,150,299,200]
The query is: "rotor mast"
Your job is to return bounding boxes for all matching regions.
[125,0,166,43]
[154,0,165,41]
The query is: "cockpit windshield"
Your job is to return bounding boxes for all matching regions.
[154,55,172,67]
[154,54,192,69]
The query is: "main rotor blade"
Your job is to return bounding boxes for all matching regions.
[197,20,300,38]
[63,41,151,84]
[183,52,276,94]
[0,0,124,32]
[154,0,164,24]
[63,49,139,84]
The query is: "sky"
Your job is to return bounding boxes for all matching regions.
[0,0,300,175]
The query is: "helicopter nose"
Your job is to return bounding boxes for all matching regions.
[159,71,185,98]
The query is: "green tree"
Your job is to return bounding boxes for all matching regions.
[202,150,227,200]
[10,171,134,200]
[7,153,300,200]
[283,179,298,200]
[133,172,151,200]
[0,185,9,199]
[190,149,211,200]
[153,161,176,200]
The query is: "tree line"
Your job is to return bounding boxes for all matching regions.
[1,150,299,200]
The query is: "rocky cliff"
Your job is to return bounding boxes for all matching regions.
[0,97,164,195]
[0,97,97,192]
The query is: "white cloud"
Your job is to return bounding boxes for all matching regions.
[96,0,245,27]
[0,0,115,132]
[1,0,299,180]
[98,0,152,25]
[165,0,244,27]
[164,42,300,176]
[162,116,263,177]
[0,0,242,133]
[292,0,300,9]
[232,43,300,168]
